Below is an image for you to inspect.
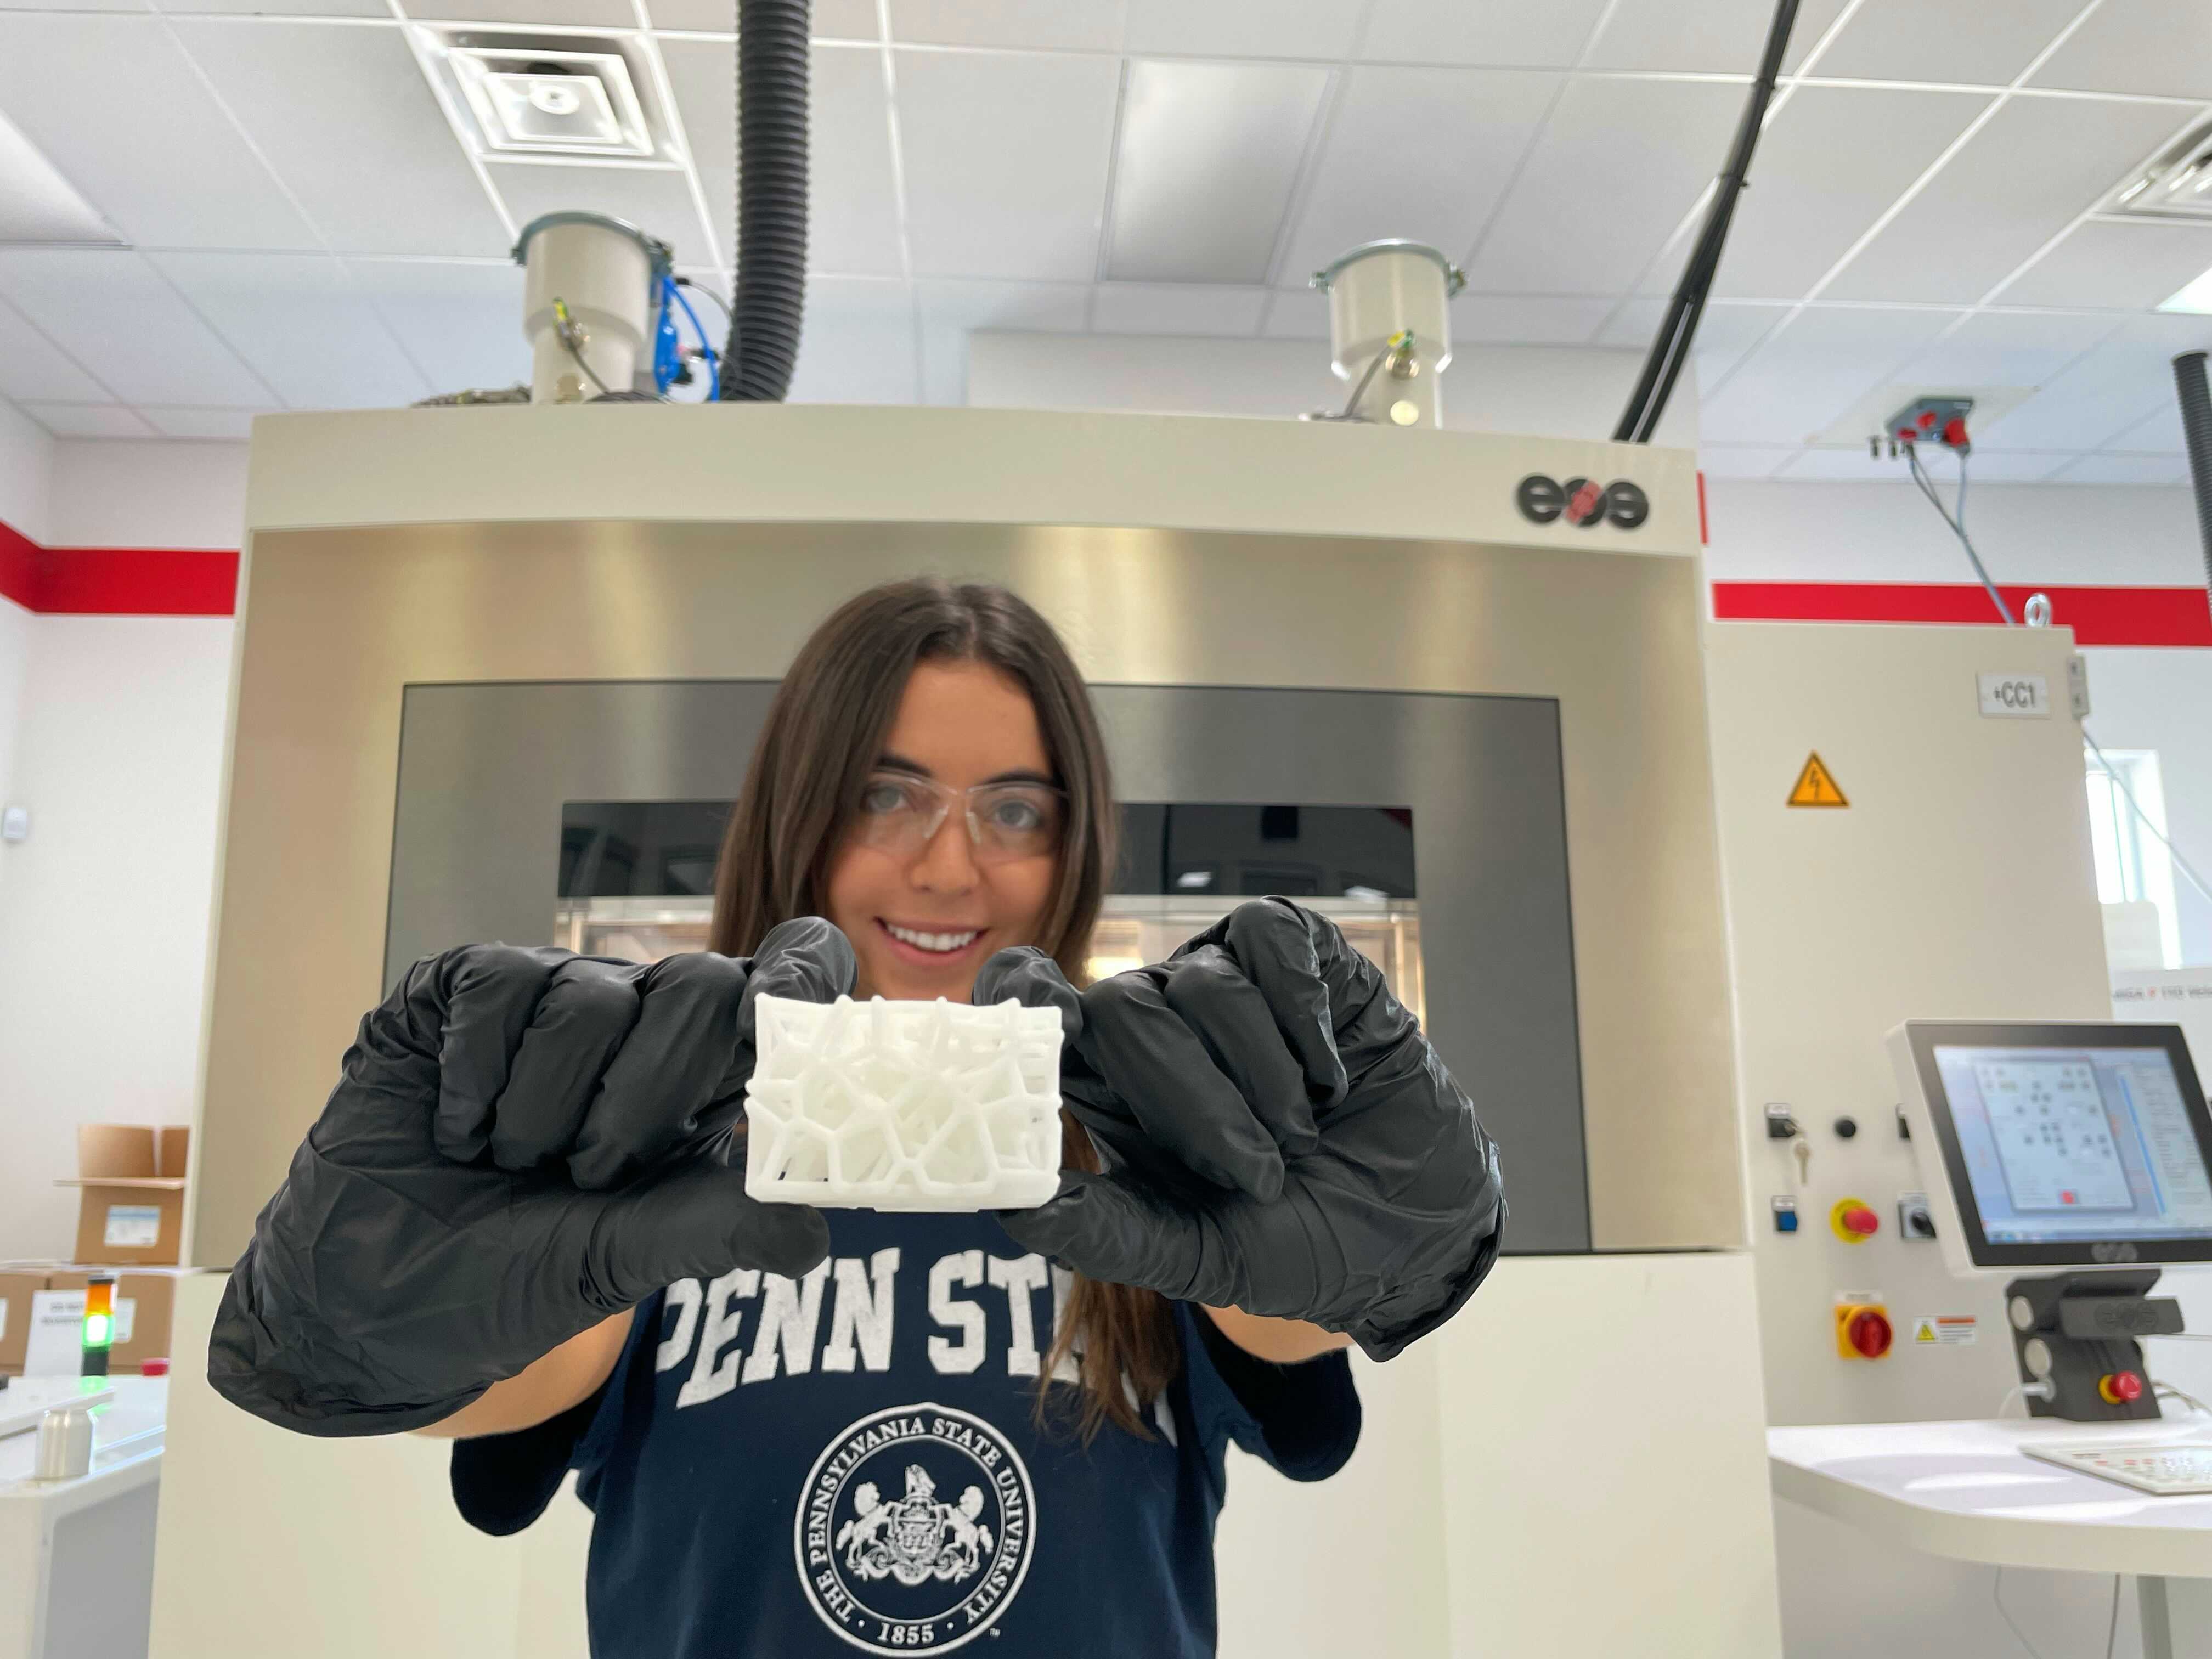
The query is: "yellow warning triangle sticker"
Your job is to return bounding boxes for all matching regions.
[1915,1319,1937,1344]
[1787,752,1849,808]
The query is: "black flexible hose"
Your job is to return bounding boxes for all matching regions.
[719,0,809,402]
[1613,0,1801,443]
[2172,352,2212,628]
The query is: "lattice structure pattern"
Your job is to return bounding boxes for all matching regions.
[743,994,1065,1211]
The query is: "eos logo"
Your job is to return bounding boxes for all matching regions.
[2091,1241,2140,1264]
[1516,474,1650,530]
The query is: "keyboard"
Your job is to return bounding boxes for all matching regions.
[2023,1442,2212,1496]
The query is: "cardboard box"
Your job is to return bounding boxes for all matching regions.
[0,1268,52,1373]
[46,1267,194,1371]
[57,1124,188,1266]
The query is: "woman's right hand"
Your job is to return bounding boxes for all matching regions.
[207,918,854,1438]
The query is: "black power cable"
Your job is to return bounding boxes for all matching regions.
[719,0,810,402]
[1613,0,1801,443]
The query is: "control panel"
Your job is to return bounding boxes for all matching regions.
[1752,1086,2015,1420]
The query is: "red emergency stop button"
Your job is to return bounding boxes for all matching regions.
[2099,1371,2145,1406]
[1831,1199,1881,1242]
[1846,1308,1893,1359]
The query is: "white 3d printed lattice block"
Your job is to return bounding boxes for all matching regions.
[743,994,1065,1211]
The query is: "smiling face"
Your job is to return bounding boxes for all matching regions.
[821,658,1062,1002]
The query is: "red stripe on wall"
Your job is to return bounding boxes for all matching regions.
[37,545,240,616]
[0,518,239,616]
[1711,581,2212,647]
[4,516,2207,643]
[0,517,40,612]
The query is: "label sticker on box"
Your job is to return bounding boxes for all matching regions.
[0,1299,8,1343]
[104,1204,162,1248]
[24,1290,86,1377]
[115,1297,136,1345]
[1914,1315,1978,1346]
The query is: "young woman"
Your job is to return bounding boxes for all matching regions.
[211,579,1504,1658]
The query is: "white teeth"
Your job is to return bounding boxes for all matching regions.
[886,923,979,953]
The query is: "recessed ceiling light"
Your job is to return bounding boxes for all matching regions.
[414,27,675,163]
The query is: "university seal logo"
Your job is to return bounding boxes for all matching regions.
[797,1403,1035,1652]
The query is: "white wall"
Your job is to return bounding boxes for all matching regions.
[0,435,243,1262]
[0,396,53,543]
[1706,478,2212,967]
[1703,477,2207,588]
[0,612,235,1260]
[47,439,247,550]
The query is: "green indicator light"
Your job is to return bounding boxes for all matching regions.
[83,1313,111,1347]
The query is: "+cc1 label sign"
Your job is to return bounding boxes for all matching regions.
[1516,474,1651,531]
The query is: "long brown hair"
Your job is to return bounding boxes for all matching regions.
[710,576,1177,1438]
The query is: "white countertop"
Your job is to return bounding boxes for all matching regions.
[0,1376,166,1507]
[1770,1417,2212,1578]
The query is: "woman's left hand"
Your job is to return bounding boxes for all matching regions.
[978,899,1505,1361]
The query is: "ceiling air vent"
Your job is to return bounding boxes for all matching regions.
[2106,117,2212,223]
[414,27,675,163]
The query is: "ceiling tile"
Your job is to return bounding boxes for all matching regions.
[0,250,274,405]
[170,20,510,257]
[1822,98,2185,305]
[1973,331,2190,450]
[158,0,385,13]
[148,251,431,409]
[647,0,874,30]
[138,407,259,440]
[786,275,917,403]
[490,163,713,268]
[0,105,124,244]
[1600,295,1790,387]
[415,0,631,24]
[1091,283,1267,335]
[1696,346,1897,446]
[1583,0,1849,74]
[1123,0,1359,59]
[2049,452,2193,484]
[891,48,1119,281]
[0,14,317,249]
[1455,294,1613,345]
[1105,61,1329,285]
[1464,77,1746,295]
[664,41,902,274]
[0,0,144,10]
[1897,307,2120,387]
[913,277,1086,402]
[1821,97,2197,304]
[1359,0,1607,69]
[1698,444,1798,479]
[1278,67,1561,283]
[2107,399,2188,452]
[2030,0,2212,99]
[1812,0,2089,84]
[18,402,155,437]
[887,0,1125,50]
[0,297,110,402]
[1710,87,1990,302]
[1994,219,2212,310]
[344,258,531,393]
[1779,303,1963,351]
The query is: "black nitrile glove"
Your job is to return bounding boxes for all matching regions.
[208,918,854,1437]
[981,899,1505,1361]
